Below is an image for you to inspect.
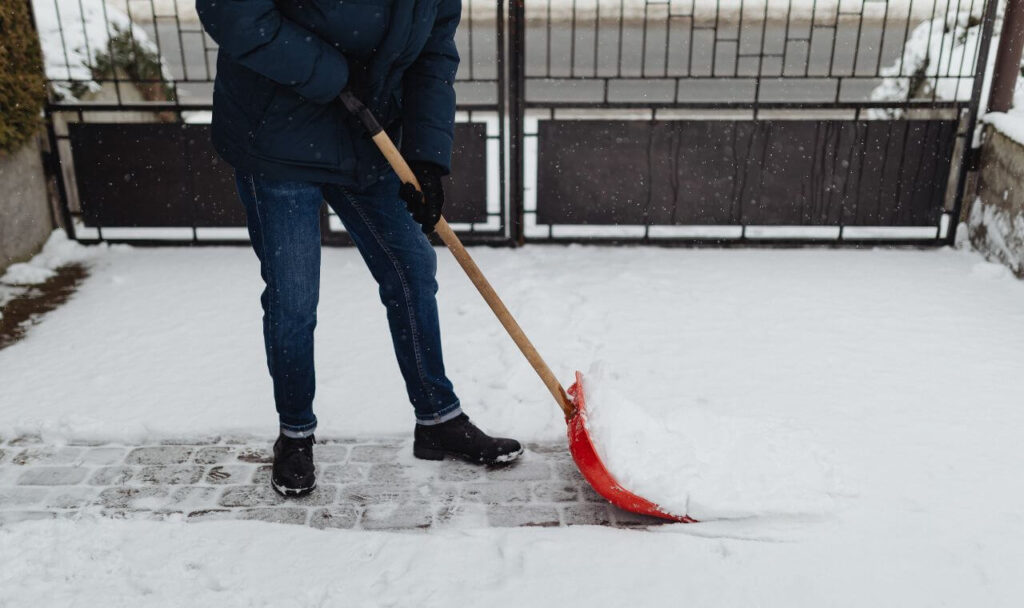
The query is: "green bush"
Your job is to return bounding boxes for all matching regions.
[0,0,47,155]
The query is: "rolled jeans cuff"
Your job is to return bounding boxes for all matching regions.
[415,401,463,426]
[280,417,317,439]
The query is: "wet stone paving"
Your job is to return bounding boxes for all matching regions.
[0,435,665,530]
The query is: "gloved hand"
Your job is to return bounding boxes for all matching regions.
[398,161,445,234]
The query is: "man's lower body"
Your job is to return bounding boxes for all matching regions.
[235,171,521,496]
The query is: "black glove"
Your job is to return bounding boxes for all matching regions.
[398,161,445,234]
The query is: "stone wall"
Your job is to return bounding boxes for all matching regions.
[0,137,54,274]
[968,124,1024,278]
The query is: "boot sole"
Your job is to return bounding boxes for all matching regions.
[271,477,317,498]
[413,444,524,465]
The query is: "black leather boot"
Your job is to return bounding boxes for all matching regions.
[271,433,317,497]
[413,414,523,465]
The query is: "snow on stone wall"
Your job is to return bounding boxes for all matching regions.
[970,125,1024,279]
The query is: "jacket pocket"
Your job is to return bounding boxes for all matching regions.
[251,86,350,171]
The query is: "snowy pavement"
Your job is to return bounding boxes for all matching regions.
[0,435,656,529]
[3,235,1024,605]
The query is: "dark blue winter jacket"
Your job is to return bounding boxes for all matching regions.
[196,0,460,188]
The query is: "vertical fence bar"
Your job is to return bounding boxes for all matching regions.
[947,0,1002,243]
[508,0,526,244]
[497,0,508,241]
[988,0,1024,113]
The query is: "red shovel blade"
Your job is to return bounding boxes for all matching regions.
[566,371,697,524]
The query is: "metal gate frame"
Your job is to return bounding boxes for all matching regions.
[35,0,1002,248]
[37,0,511,247]
[508,0,1003,246]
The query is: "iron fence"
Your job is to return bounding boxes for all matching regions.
[517,0,1000,244]
[32,0,1002,246]
[35,0,507,245]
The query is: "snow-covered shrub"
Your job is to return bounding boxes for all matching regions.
[0,0,47,154]
[32,0,172,102]
[871,11,985,116]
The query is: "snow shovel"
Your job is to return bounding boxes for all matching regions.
[340,91,695,524]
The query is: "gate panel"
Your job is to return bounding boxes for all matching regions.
[39,0,507,245]
[521,0,1001,243]
[183,126,248,228]
[536,119,958,229]
[70,123,192,228]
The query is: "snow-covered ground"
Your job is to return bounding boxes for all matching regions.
[2,234,1024,605]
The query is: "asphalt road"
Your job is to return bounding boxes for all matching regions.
[139,19,914,105]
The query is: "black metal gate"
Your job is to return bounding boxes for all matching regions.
[36,0,507,245]
[514,0,1001,244]
[35,0,999,246]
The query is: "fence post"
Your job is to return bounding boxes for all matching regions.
[988,0,1024,113]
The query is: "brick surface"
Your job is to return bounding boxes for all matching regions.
[98,487,170,509]
[0,438,672,530]
[125,446,193,465]
[17,466,88,486]
[236,447,273,463]
[562,504,614,526]
[437,460,484,482]
[532,482,579,503]
[11,447,84,466]
[314,444,349,462]
[135,465,205,485]
[45,487,101,509]
[487,505,561,527]
[218,485,287,508]
[193,447,236,465]
[485,460,551,481]
[349,444,402,463]
[361,502,433,530]
[310,505,359,530]
[0,487,49,506]
[319,463,367,484]
[168,486,221,509]
[552,460,587,482]
[579,483,608,502]
[462,481,530,504]
[340,482,412,506]
[88,466,135,486]
[80,447,127,466]
[251,465,272,485]
[205,465,253,485]
[236,507,309,526]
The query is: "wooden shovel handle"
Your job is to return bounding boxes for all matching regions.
[340,91,575,418]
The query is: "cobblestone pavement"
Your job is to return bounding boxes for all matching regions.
[0,435,666,530]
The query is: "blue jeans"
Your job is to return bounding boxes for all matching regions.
[235,171,462,437]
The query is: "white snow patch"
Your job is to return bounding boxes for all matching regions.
[3,515,1024,606]
[582,362,840,520]
[3,245,1024,604]
[870,10,987,112]
[32,0,167,100]
[0,231,104,287]
[967,196,1024,274]
[985,111,1024,147]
